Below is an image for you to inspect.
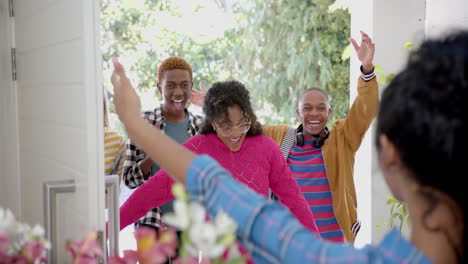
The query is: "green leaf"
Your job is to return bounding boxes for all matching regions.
[225,256,250,264]
[380,74,387,86]
[386,73,396,84]
[172,183,188,202]
[179,229,191,258]
[218,233,236,246]
[403,42,415,49]
[374,65,384,73]
[341,45,351,61]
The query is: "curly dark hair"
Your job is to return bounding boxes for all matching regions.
[199,80,263,136]
[376,30,468,262]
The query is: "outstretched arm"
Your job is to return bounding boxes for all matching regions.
[119,136,203,230]
[343,31,379,152]
[119,169,175,230]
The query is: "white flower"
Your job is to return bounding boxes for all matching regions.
[214,211,237,237]
[187,221,226,259]
[31,224,45,237]
[0,208,16,232]
[162,200,189,230]
[225,243,242,261]
[188,202,206,226]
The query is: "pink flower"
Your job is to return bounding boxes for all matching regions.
[7,255,29,264]
[133,226,178,264]
[0,232,9,253]
[66,231,103,264]
[0,252,11,263]
[22,240,46,262]
[173,256,211,264]
[108,227,178,264]
[108,250,138,264]
[156,228,177,258]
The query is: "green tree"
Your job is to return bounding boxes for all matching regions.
[100,0,237,134]
[101,0,351,127]
[221,0,351,125]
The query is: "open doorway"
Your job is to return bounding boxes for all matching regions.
[100,0,352,255]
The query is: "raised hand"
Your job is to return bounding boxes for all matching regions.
[111,57,142,124]
[350,31,375,73]
[189,82,207,107]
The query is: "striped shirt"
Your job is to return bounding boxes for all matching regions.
[104,130,126,179]
[288,137,344,242]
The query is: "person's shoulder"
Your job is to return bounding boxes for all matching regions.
[104,130,125,147]
[187,133,205,141]
[186,110,204,121]
[262,124,290,135]
[104,130,123,139]
[183,133,214,152]
[142,107,162,120]
[249,135,278,147]
[185,133,213,145]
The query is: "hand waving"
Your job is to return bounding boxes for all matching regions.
[350,31,375,73]
[189,82,207,107]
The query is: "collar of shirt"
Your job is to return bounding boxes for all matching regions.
[144,104,203,136]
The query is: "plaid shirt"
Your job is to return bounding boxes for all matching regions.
[187,155,432,264]
[123,105,203,228]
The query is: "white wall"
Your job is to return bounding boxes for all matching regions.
[0,0,21,216]
[352,0,468,246]
[426,0,468,37]
[348,0,374,247]
[350,0,426,246]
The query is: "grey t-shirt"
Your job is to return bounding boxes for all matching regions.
[150,116,190,214]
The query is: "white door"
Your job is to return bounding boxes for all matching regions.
[11,0,104,262]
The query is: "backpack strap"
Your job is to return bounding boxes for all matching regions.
[110,151,123,176]
[279,126,296,159]
[269,126,296,200]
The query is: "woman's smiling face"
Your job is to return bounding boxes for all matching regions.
[212,105,250,152]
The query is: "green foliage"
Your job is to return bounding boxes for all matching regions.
[374,42,414,86]
[222,0,351,124]
[101,0,232,95]
[101,0,351,126]
[403,42,415,49]
[385,195,410,231]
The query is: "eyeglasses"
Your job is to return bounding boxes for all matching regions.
[214,121,251,136]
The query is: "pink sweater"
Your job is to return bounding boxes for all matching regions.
[119,133,319,234]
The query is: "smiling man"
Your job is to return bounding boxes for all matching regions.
[122,56,203,234]
[263,31,379,243]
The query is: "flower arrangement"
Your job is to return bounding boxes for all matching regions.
[107,227,178,264]
[66,230,104,264]
[68,184,248,264]
[0,208,50,264]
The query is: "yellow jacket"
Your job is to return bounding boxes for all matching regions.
[263,76,379,243]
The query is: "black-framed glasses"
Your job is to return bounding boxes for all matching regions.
[214,121,251,136]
